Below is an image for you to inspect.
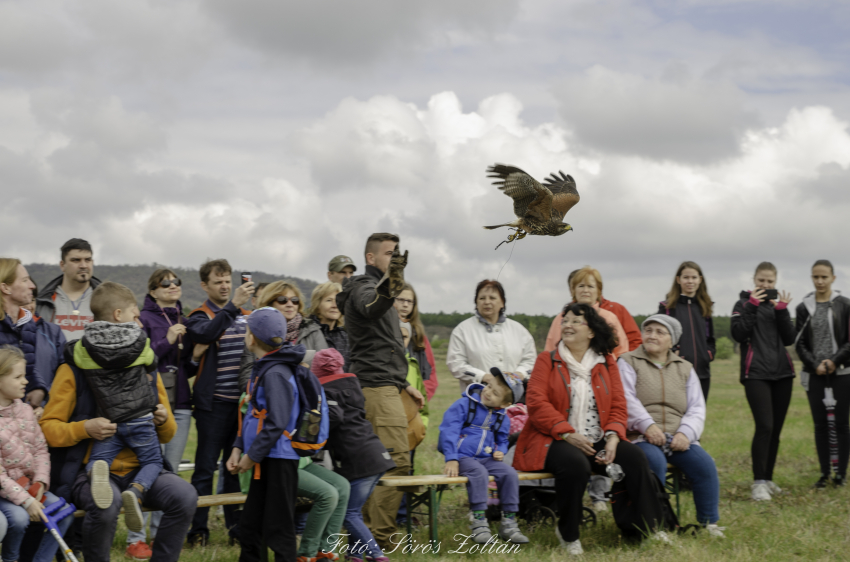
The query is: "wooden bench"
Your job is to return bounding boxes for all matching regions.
[376,472,554,552]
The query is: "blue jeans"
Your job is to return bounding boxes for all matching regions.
[127,409,193,544]
[87,413,163,492]
[635,441,720,524]
[0,492,73,562]
[345,474,386,560]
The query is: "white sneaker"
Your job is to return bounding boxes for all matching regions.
[751,482,771,501]
[555,527,584,555]
[705,524,726,538]
[766,481,782,495]
[592,500,608,513]
[652,530,673,545]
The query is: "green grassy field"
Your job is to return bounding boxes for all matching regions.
[108,348,850,561]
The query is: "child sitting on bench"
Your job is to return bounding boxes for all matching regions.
[438,367,529,545]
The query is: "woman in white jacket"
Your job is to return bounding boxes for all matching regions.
[446,280,536,392]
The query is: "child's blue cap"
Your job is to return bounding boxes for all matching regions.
[247,307,287,348]
[490,367,524,405]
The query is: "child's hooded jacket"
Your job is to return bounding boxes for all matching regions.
[438,383,509,462]
[0,399,51,506]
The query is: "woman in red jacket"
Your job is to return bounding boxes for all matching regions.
[514,303,667,555]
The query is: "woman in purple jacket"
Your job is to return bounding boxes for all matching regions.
[129,268,198,552]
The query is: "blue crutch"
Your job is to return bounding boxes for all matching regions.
[40,498,79,562]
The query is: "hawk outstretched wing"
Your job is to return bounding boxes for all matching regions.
[486,164,552,221]
[542,171,580,220]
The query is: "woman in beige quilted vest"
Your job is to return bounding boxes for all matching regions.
[618,314,724,538]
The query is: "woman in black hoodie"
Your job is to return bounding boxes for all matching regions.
[731,261,796,502]
[659,261,716,401]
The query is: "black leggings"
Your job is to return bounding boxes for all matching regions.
[807,374,850,478]
[744,378,793,481]
[544,439,662,542]
[700,378,710,403]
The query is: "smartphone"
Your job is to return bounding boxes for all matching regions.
[763,289,778,301]
[241,272,252,285]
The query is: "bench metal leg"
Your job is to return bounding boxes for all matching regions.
[406,491,413,553]
[673,470,681,521]
[428,487,439,553]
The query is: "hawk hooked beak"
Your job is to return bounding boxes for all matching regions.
[562,224,573,233]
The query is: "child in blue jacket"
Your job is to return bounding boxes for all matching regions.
[227,307,303,562]
[438,367,529,545]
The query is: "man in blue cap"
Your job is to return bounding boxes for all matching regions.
[227,307,302,562]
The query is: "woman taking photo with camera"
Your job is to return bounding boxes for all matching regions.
[659,261,716,401]
[731,261,795,502]
[795,259,850,488]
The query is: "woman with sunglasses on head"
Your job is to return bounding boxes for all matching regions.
[130,268,200,558]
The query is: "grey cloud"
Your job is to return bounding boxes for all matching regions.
[200,0,519,66]
[553,65,760,163]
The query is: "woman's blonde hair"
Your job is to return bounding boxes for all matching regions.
[259,281,305,314]
[0,346,25,378]
[309,282,344,327]
[0,258,23,322]
[569,266,603,303]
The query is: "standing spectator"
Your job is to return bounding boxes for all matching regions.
[0,258,49,411]
[250,282,269,309]
[544,267,629,358]
[185,259,254,546]
[394,283,438,401]
[35,238,102,342]
[795,259,850,488]
[731,261,796,501]
[26,283,67,404]
[305,281,350,367]
[327,255,357,285]
[314,348,395,562]
[447,280,536,392]
[335,233,424,550]
[619,315,724,537]
[125,268,197,557]
[514,304,668,555]
[659,262,716,401]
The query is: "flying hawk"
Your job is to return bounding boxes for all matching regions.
[483,164,580,248]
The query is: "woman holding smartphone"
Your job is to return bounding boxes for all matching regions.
[731,262,795,502]
[795,259,850,488]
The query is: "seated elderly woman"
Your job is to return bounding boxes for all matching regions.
[514,303,669,555]
[618,314,724,537]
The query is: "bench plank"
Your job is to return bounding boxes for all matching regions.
[377,472,554,487]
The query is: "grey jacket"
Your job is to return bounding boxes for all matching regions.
[35,275,103,323]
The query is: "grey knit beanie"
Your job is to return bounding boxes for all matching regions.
[641,314,683,346]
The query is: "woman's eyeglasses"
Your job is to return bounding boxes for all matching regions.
[159,278,182,288]
[274,296,300,305]
[395,298,414,306]
[561,318,588,327]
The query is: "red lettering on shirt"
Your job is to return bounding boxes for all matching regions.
[54,315,94,332]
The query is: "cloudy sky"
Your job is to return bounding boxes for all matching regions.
[2,0,849,316]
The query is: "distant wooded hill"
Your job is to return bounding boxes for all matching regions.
[25,263,321,311]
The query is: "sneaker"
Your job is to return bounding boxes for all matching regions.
[751,482,771,501]
[91,460,113,509]
[705,524,726,538]
[652,531,673,544]
[122,486,145,533]
[813,476,829,489]
[766,481,782,494]
[316,553,341,561]
[498,517,529,544]
[592,500,608,513]
[555,527,583,555]
[833,475,846,487]
[296,557,317,562]
[125,541,153,560]
[469,517,493,545]
[186,534,208,548]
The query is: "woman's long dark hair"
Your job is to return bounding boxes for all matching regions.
[561,303,617,356]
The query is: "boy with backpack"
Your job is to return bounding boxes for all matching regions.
[227,307,329,562]
[438,368,530,545]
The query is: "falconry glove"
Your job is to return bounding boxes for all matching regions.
[366,244,409,306]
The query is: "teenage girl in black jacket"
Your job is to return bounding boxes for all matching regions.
[731,261,795,502]
[795,259,850,488]
[659,261,716,401]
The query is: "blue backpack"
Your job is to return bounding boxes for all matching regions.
[249,364,329,458]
